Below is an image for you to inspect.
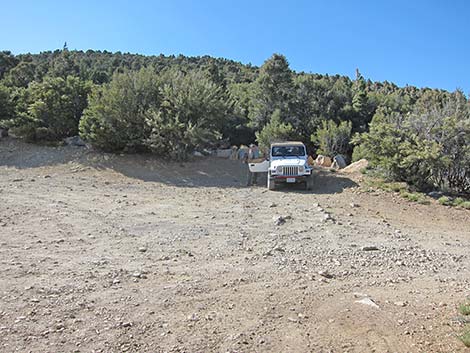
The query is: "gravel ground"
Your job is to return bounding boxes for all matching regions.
[0,138,469,353]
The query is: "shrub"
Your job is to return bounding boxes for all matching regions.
[401,191,430,204]
[145,70,229,160]
[458,302,470,347]
[256,109,296,152]
[0,84,15,128]
[401,192,419,202]
[10,76,92,141]
[351,142,369,162]
[80,68,161,151]
[354,92,470,193]
[312,119,352,157]
[460,329,470,348]
[438,196,452,206]
[80,68,229,159]
[460,303,470,316]
[80,67,160,151]
[354,109,443,190]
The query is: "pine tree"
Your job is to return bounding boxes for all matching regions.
[249,54,294,129]
[352,68,369,130]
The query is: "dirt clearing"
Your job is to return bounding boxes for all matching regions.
[1,138,469,352]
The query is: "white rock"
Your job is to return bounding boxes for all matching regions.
[355,297,379,309]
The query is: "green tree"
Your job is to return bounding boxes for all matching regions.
[290,74,354,139]
[0,84,15,128]
[249,54,294,129]
[145,69,230,159]
[79,67,161,151]
[50,48,79,78]
[352,69,367,111]
[351,69,371,131]
[227,82,256,145]
[11,76,92,141]
[353,91,470,192]
[3,61,36,87]
[0,51,19,80]
[312,120,352,157]
[255,109,296,152]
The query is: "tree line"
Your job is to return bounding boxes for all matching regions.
[0,48,468,193]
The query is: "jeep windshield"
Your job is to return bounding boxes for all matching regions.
[271,146,306,157]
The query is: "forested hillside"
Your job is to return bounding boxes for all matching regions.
[0,47,468,193]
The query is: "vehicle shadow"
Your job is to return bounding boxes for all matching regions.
[252,169,358,194]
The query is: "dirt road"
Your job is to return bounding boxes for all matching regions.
[1,138,469,352]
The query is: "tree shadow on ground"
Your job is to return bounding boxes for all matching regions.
[1,138,358,192]
[0,138,250,188]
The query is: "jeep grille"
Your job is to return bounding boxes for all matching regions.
[282,166,299,176]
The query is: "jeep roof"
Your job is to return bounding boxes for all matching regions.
[270,141,305,147]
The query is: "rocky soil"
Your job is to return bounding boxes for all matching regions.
[0,138,469,352]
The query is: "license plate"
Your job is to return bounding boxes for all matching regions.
[286,178,296,183]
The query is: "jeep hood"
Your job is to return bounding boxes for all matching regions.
[270,158,306,168]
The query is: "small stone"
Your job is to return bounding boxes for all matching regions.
[394,301,407,307]
[318,270,334,279]
[427,191,442,199]
[355,297,380,309]
[362,246,379,251]
[188,313,199,321]
[273,216,286,226]
[138,247,147,253]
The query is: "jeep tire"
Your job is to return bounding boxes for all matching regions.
[305,174,314,191]
[267,176,276,190]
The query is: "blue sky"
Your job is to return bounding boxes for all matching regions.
[2,0,469,93]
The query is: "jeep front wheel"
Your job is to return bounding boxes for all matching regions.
[305,174,314,190]
[267,177,276,190]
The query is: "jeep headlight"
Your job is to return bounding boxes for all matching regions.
[276,166,283,173]
[298,165,305,173]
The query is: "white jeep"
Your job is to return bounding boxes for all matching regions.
[267,142,314,190]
